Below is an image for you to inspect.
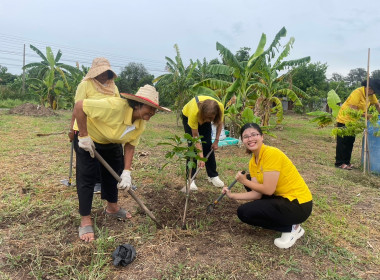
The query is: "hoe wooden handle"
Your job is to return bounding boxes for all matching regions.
[94,150,162,228]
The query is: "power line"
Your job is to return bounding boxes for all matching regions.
[0,33,169,75]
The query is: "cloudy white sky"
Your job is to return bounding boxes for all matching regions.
[1,0,379,78]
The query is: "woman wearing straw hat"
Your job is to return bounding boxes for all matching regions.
[335,78,380,170]
[69,57,120,194]
[72,85,170,242]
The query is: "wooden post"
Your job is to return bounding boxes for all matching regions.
[22,44,25,94]
[363,48,370,174]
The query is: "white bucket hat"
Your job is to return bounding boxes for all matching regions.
[84,57,117,80]
[120,85,171,112]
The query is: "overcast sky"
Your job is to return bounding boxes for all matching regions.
[1,0,379,78]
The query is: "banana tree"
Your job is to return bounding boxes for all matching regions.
[250,32,310,126]
[23,45,80,109]
[154,44,198,125]
[193,27,310,130]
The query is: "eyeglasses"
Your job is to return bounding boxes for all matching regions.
[242,133,261,140]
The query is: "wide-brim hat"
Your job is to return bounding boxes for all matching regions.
[84,57,117,79]
[120,85,171,112]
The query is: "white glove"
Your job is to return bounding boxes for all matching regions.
[78,136,95,158]
[117,170,132,190]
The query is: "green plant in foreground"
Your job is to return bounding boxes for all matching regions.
[158,133,207,228]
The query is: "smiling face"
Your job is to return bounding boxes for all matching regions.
[136,104,157,121]
[241,127,263,153]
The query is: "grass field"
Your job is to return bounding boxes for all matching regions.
[0,109,379,280]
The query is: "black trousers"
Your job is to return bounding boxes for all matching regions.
[182,114,218,178]
[237,192,313,232]
[335,122,356,166]
[73,132,101,184]
[74,133,124,216]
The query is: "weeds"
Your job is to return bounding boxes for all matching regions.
[1,110,380,279]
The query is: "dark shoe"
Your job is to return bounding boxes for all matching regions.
[94,183,101,194]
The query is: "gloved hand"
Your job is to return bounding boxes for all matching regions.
[78,136,95,158]
[117,170,132,190]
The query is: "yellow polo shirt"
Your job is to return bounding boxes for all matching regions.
[249,144,312,204]
[182,96,224,129]
[83,97,146,145]
[73,80,120,130]
[336,86,378,124]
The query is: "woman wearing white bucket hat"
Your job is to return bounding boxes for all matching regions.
[69,58,120,194]
[73,85,170,242]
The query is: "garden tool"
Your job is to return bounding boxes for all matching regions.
[94,150,162,228]
[60,141,75,187]
[206,171,245,214]
[180,149,214,193]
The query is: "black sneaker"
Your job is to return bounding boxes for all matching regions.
[94,183,101,194]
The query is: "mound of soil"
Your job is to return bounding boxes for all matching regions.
[8,103,57,117]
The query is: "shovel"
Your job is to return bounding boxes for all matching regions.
[206,171,245,214]
[94,150,162,228]
[60,141,75,187]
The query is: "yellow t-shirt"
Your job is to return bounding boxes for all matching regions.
[336,86,378,124]
[73,80,120,130]
[182,96,224,129]
[83,97,146,145]
[249,144,312,204]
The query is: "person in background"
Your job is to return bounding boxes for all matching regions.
[222,123,313,249]
[72,85,170,242]
[335,79,380,170]
[68,57,120,193]
[181,96,225,192]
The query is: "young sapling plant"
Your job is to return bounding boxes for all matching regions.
[158,133,207,229]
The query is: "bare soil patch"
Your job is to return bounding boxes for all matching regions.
[8,103,57,117]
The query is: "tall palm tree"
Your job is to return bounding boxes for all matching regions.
[23,45,80,108]
[154,44,197,125]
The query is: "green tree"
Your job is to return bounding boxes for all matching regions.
[193,27,309,133]
[371,69,380,80]
[345,68,367,87]
[23,45,79,109]
[250,29,310,126]
[0,65,18,85]
[154,44,198,125]
[328,72,350,101]
[290,62,329,112]
[116,63,154,93]
[235,47,251,62]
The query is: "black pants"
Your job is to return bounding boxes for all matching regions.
[335,122,355,166]
[74,134,124,216]
[237,194,313,233]
[74,132,101,184]
[182,114,218,178]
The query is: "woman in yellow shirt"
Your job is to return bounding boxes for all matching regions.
[335,79,380,170]
[73,85,170,242]
[69,57,120,193]
[223,123,313,249]
[181,96,225,191]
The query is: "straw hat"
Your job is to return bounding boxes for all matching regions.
[84,57,117,79]
[120,85,171,112]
